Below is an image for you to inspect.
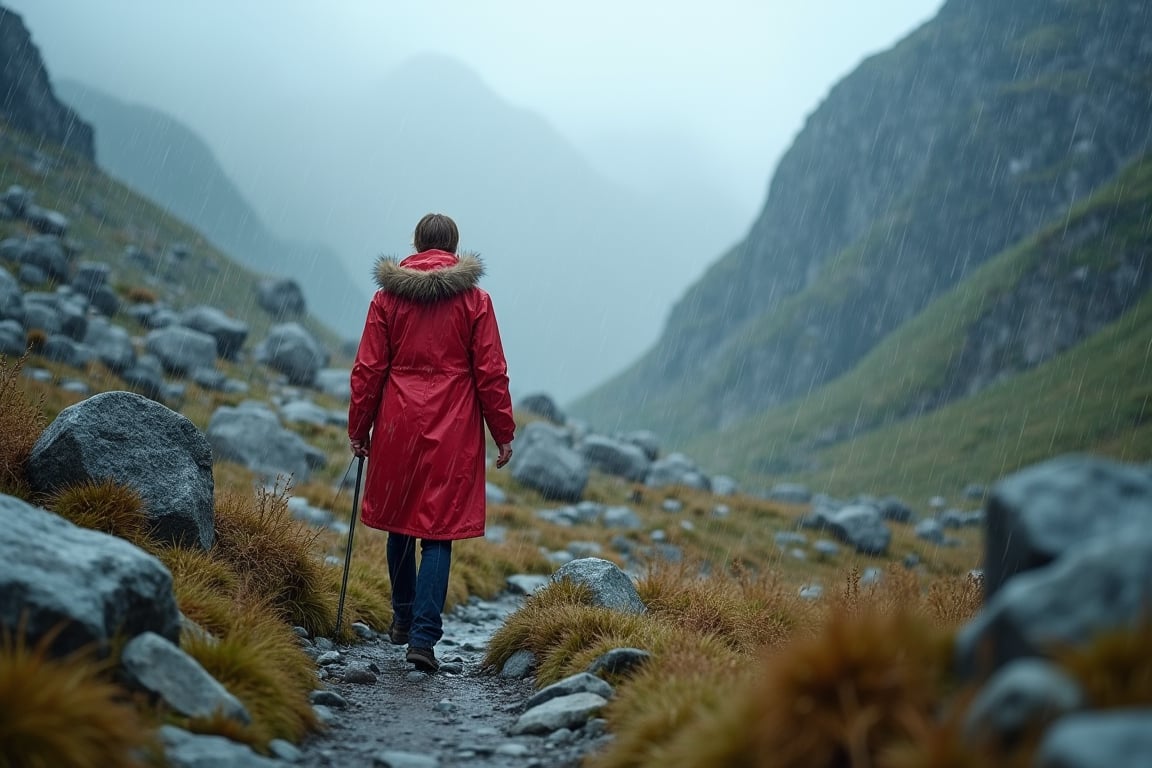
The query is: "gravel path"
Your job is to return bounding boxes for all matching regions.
[297,593,609,768]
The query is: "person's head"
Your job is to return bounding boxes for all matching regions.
[413,213,459,254]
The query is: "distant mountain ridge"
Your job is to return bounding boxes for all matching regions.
[56,81,369,336]
[0,7,92,159]
[575,0,1152,461]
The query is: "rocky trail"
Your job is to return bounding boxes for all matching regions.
[296,592,609,768]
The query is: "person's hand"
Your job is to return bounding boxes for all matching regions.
[496,443,513,469]
[350,437,370,458]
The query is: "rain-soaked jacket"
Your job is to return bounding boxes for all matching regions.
[348,249,515,539]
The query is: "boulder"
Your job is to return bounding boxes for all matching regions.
[27,391,215,549]
[963,659,1083,744]
[146,325,219,376]
[579,435,650,482]
[20,235,69,280]
[72,261,111,297]
[827,504,891,556]
[190,367,227,392]
[2,185,30,216]
[510,437,588,502]
[280,399,330,427]
[179,305,249,360]
[83,317,135,371]
[878,496,915,523]
[601,506,642,530]
[646,452,710,491]
[1036,711,1152,768]
[915,518,946,544]
[120,354,165,399]
[619,429,660,461]
[256,277,306,318]
[121,632,250,724]
[89,285,120,317]
[40,334,94,369]
[551,557,645,614]
[768,483,812,504]
[254,322,326,386]
[207,404,325,482]
[22,297,61,334]
[161,726,280,768]
[518,393,566,425]
[485,482,507,504]
[983,455,1152,597]
[710,475,739,496]
[955,532,1152,677]
[0,319,24,356]
[0,265,22,322]
[587,647,652,677]
[25,206,69,237]
[0,494,180,656]
[315,368,352,401]
[17,263,45,285]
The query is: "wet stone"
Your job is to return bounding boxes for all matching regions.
[309,690,349,708]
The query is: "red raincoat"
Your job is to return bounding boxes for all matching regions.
[348,250,515,539]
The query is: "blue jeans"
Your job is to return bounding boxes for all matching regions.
[387,534,452,649]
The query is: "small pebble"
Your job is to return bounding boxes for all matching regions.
[342,662,377,685]
[435,699,457,713]
[312,704,336,724]
[407,671,429,683]
[496,743,530,757]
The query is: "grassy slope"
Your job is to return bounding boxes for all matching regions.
[687,154,1152,500]
[0,124,348,357]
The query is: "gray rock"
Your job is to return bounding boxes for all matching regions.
[180,305,249,360]
[161,725,279,768]
[518,393,565,425]
[21,235,69,279]
[1036,710,1152,768]
[485,482,508,504]
[59,379,89,395]
[41,335,93,369]
[646,452,710,491]
[799,584,824,600]
[661,498,684,513]
[568,541,603,558]
[309,690,349,708]
[964,483,987,500]
[963,659,1083,743]
[586,648,651,678]
[983,455,1152,598]
[523,672,614,712]
[22,298,60,334]
[0,266,23,322]
[552,558,645,614]
[511,437,589,502]
[768,482,812,504]
[207,404,324,482]
[501,649,536,679]
[878,497,915,523]
[190,367,227,391]
[280,399,329,426]
[620,429,659,461]
[257,277,307,319]
[0,319,24,356]
[83,317,135,372]
[342,661,378,684]
[813,539,840,557]
[510,692,608,735]
[122,632,250,723]
[506,574,550,595]
[89,285,120,317]
[254,322,327,386]
[72,261,111,296]
[860,566,883,586]
[25,206,69,237]
[710,475,739,496]
[518,420,573,449]
[120,354,165,399]
[0,494,180,656]
[827,504,891,555]
[602,505,642,530]
[955,532,1152,676]
[579,435,650,482]
[146,325,219,376]
[373,751,439,768]
[774,531,807,547]
[267,740,303,762]
[27,391,215,548]
[2,185,30,216]
[316,651,341,666]
[915,518,946,544]
[315,368,352,401]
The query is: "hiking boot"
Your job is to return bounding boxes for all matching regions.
[387,621,410,646]
[406,646,439,673]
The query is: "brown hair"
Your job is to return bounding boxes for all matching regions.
[413,213,459,253]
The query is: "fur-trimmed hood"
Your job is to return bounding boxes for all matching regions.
[373,250,484,303]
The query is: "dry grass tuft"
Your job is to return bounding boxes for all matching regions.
[120,285,158,304]
[0,630,154,768]
[181,596,319,746]
[483,579,595,673]
[0,351,45,497]
[1057,620,1152,709]
[49,479,153,548]
[213,481,337,636]
[159,547,241,637]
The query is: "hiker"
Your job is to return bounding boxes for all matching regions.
[348,213,515,673]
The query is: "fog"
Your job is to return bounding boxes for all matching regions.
[10,0,942,401]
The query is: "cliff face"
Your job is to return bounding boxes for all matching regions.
[0,7,93,159]
[575,0,1152,441]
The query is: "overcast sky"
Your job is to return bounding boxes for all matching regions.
[10,0,944,399]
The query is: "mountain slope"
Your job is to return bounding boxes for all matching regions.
[574,0,1152,440]
[683,152,1151,497]
[55,81,369,336]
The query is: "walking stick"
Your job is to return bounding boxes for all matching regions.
[335,455,365,639]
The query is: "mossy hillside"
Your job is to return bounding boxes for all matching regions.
[685,154,1152,499]
[0,124,347,358]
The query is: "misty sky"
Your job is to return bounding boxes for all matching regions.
[10,0,943,400]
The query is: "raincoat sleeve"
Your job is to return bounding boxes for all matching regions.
[348,294,390,442]
[470,293,516,446]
